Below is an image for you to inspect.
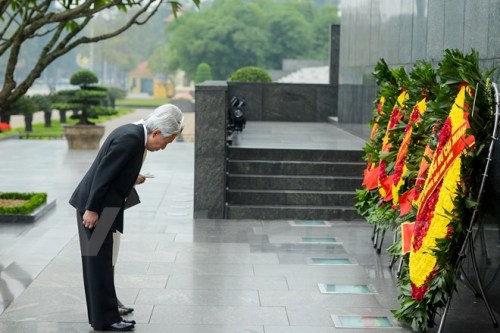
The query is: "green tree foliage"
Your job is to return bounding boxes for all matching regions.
[90,6,172,73]
[10,95,38,116]
[107,87,128,109]
[52,70,116,125]
[159,0,339,80]
[70,71,99,87]
[0,0,200,116]
[194,63,213,84]
[163,0,267,80]
[310,4,340,58]
[31,95,52,113]
[10,95,39,132]
[229,66,272,83]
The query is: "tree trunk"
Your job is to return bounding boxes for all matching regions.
[24,114,33,132]
[59,110,66,123]
[44,111,52,128]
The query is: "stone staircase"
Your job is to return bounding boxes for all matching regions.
[225,147,365,220]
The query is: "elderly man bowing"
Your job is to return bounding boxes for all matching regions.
[70,104,184,331]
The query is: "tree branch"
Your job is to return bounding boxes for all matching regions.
[8,16,89,105]
[0,2,25,45]
[2,1,163,108]
[0,0,195,114]
[0,25,25,106]
[60,1,161,50]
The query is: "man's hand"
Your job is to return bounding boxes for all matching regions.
[135,174,146,185]
[82,210,99,229]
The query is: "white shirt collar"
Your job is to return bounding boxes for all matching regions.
[133,120,147,147]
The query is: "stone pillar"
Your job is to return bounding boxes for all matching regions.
[193,81,228,219]
[329,24,340,86]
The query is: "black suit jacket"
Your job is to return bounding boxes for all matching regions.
[69,123,145,233]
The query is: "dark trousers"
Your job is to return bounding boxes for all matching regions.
[77,213,121,330]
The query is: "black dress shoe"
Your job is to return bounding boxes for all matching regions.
[102,321,135,331]
[122,319,136,325]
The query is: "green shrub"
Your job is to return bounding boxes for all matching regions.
[229,66,272,83]
[10,95,38,116]
[194,63,213,84]
[70,70,98,86]
[0,192,47,214]
[107,87,128,109]
[52,70,117,125]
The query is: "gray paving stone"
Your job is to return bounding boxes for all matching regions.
[166,275,288,291]
[150,304,288,325]
[136,289,260,306]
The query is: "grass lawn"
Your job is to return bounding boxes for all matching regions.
[0,108,134,139]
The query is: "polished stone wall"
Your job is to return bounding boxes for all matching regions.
[329,24,340,86]
[228,83,337,122]
[194,81,338,219]
[338,0,500,123]
[193,81,227,219]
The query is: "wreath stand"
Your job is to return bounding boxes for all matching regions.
[436,82,500,333]
[371,224,387,254]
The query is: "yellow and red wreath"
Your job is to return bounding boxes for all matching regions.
[392,98,427,211]
[408,84,475,299]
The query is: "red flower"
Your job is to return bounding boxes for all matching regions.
[0,122,11,132]
[435,118,452,156]
[411,282,428,301]
[393,160,405,186]
[412,182,443,251]
[389,108,401,129]
[411,270,437,301]
[410,106,421,123]
[379,161,387,181]
[445,225,454,240]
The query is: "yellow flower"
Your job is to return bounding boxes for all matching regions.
[409,86,471,287]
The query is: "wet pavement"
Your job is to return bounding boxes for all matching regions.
[0,111,497,332]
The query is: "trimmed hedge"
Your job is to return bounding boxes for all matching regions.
[0,192,47,214]
[229,66,272,83]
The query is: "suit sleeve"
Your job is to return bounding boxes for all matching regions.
[85,133,141,212]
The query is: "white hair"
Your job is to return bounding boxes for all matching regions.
[143,104,184,136]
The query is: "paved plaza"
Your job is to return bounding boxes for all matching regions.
[0,110,497,332]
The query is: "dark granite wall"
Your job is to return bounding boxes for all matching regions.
[339,0,500,124]
[337,84,377,124]
[193,81,227,219]
[228,82,337,122]
[329,24,340,87]
[194,81,338,219]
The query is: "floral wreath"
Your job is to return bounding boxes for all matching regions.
[409,85,475,299]
[358,50,496,331]
[391,98,427,211]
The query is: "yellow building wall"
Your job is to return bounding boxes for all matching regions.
[153,80,174,99]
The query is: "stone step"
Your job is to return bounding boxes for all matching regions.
[226,204,363,221]
[228,147,364,162]
[227,189,356,206]
[227,160,365,177]
[227,174,362,191]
